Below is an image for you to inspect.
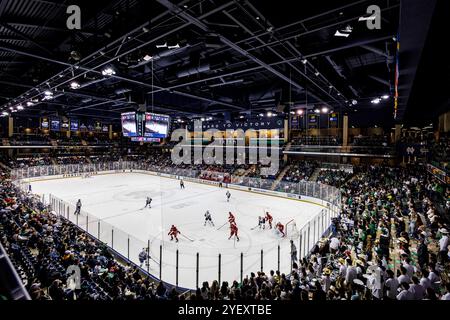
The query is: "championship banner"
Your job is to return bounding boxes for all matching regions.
[307,114,318,129]
[187,117,284,131]
[290,116,299,130]
[328,112,339,128]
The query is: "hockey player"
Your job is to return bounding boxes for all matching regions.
[265,211,273,229]
[228,222,240,241]
[226,190,231,202]
[168,225,180,242]
[74,199,82,215]
[180,179,185,189]
[276,222,285,237]
[28,184,32,193]
[228,211,235,224]
[204,210,214,226]
[258,216,266,230]
[145,197,152,208]
[138,248,149,267]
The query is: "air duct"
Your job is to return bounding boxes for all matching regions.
[176,63,210,78]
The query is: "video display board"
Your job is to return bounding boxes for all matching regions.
[144,112,170,138]
[121,112,138,137]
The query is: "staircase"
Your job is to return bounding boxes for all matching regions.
[309,167,322,182]
[270,164,291,190]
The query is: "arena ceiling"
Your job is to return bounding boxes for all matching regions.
[0,0,444,126]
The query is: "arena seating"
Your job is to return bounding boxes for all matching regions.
[2,154,449,300]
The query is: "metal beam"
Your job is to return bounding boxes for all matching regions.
[157,0,322,106]
[360,44,391,59]
[0,22,54,56]
[368,75,391,87]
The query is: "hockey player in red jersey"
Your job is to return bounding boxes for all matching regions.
[228,222,240,241]
[276,222,285,237]
[168,225,180,242]
[265,211,273,229]
[228,211,235,224]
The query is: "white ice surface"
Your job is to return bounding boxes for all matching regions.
[30,172,324,289]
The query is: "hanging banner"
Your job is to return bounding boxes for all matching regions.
[307,114,318,129]
[329,112,339,128]
[290,116,300,130]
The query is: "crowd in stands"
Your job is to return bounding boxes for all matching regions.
[351,135,389,147]
[282,160,318,183]
[6,135,52,146]
[291,136,341,146]
[1,160,449,300]
[428,133,449,171]
[316,169,353,188]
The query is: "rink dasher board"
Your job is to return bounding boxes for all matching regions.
[20,169,337,211]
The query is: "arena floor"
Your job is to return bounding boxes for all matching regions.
[29,172,324,289]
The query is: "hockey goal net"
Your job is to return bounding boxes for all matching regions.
[285,219,300,240]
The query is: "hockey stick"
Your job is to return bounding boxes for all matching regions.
[250,224,260,230]
[216,221,228,230]
[180,233,194,242]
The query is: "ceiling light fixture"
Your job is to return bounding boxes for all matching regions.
[70,81,80,89]
[143,54,153,61]
[101,67,116,76]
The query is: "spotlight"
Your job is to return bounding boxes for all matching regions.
[371,98,381,104]
[382,95,389,100]
[314,109,320,114]
[2,111,9,116]
[334,30,350,37]
[17,105,24,110]
[315,71,320,76]
[321,107,329,113]
[143,55,153,61]
[44,90,53,96]
[259,113,264,117]
[70,81,80,89]
[296,109,303,115]
[267,111,273,117]
[201,117,205,121]
[301,59,307,64]
[351,99,357,105]
[101,67,116,76]
[239,115,245,119]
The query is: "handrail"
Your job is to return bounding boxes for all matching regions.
[0,242,31,300]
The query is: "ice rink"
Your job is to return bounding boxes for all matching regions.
[29,172,325,289]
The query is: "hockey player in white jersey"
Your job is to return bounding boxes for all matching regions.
[204,210,214,226]
[226,190,231,202]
